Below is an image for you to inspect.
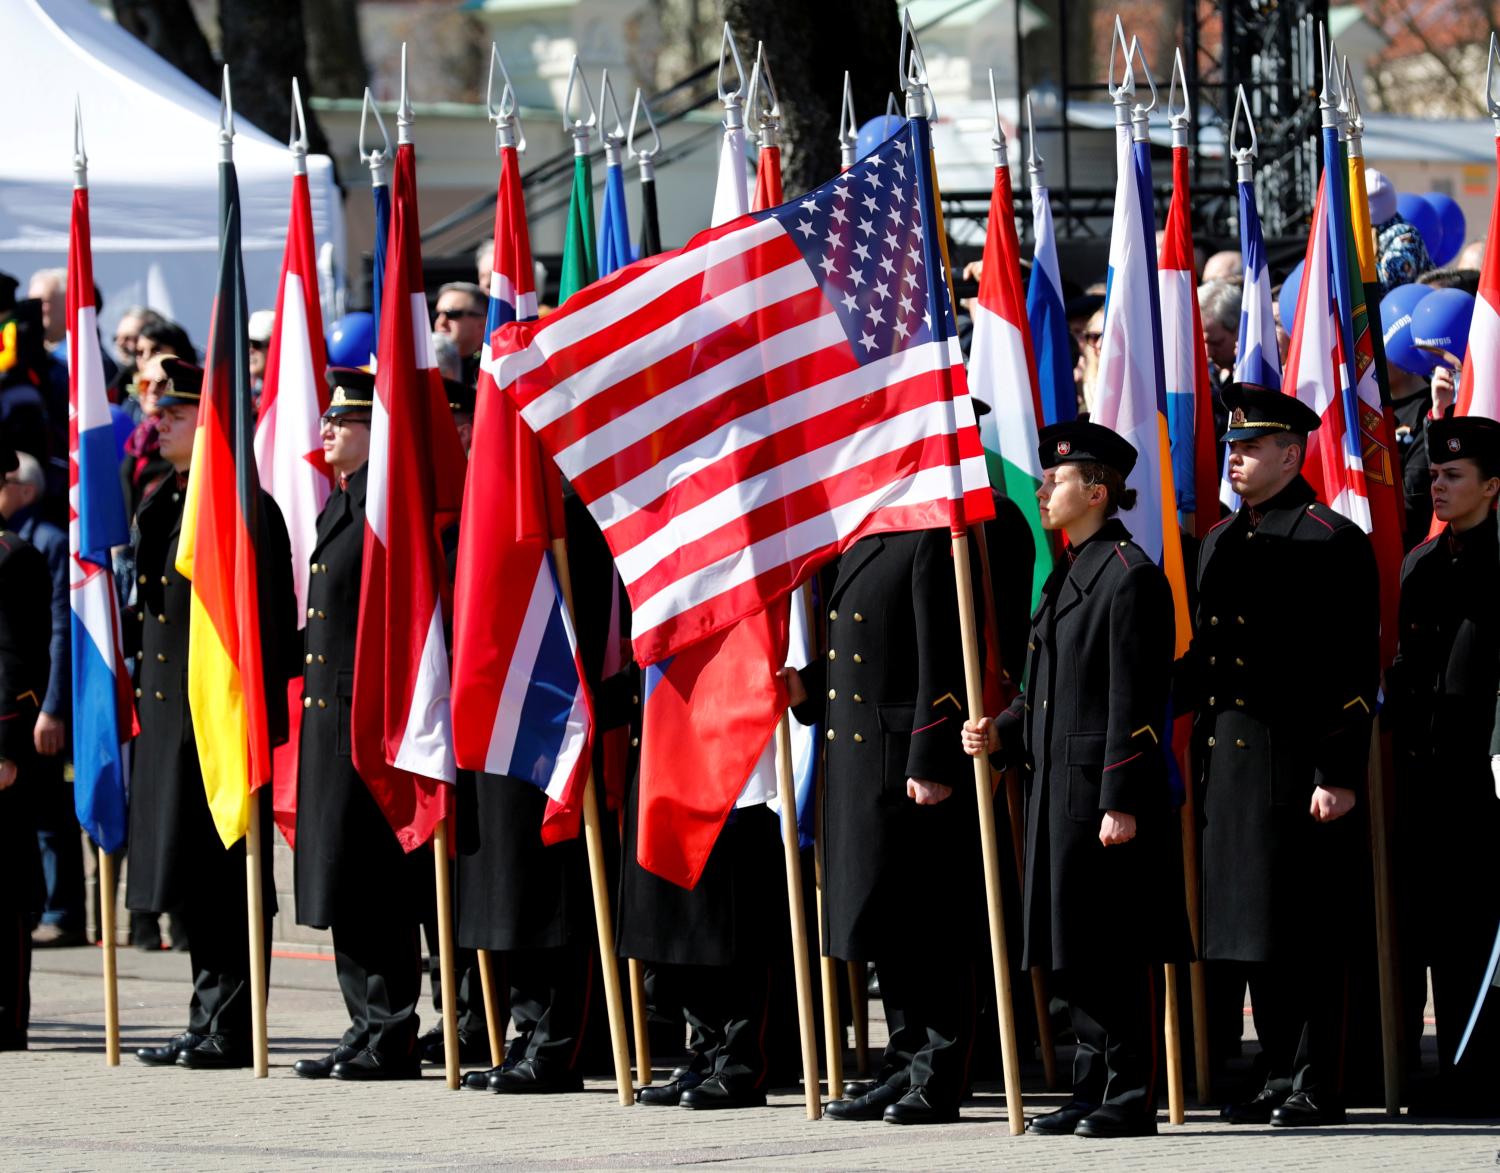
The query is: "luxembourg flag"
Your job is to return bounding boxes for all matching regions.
[67,131,135,855]
[1094,113,1192,655]
[454,119,593,843]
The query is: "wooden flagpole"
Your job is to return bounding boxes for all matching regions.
[951,534,1024,1135]
[1164,963,1185,1123]
[1368,725,1402,1115]
[99,850,119,1066]
[774,715,822,1120]
[245,800,269,1078]
[1000,767,1058,1090]
[815,774,844,1101]
[628,958,652,1084]
[1179,760,1212,1103]
[551,536,634,1106]
[476,948,504,1069]
[432,820,460,1090]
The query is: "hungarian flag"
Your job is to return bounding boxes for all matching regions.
[175,138,274,846]
[255,164,333,846]
[452,123,592,844]
[67,161,135,855]
[352,138,467,850]
[970,151,1050,608]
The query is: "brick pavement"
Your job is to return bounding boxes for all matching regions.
[4,946,1494,1171]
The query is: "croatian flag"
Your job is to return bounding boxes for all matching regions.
[1026,174,1075,426]
[67,171,135,855]
[454,128,593,842]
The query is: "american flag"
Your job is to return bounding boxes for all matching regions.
[491,118,992,666]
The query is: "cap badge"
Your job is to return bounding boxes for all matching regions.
[1230,407,1247,428]
[1448,437,1462,453]
[1056,440,1071,456]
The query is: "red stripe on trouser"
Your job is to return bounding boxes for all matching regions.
[565,948,597,1070]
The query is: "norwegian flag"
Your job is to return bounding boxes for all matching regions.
[492,116,991,666]
[67,172,136,855]
[1159,141,1220,538]
[353,139,467,850]
[452,131,592,844]
[255,164,333,846]
[1453,137,1500,422]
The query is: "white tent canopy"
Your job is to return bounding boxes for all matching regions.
[0,0,345,353]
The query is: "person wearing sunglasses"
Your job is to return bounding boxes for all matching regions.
[433,283,487,389]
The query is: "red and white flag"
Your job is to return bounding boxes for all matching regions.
[254,165,332,846]
[1453,137,1500,422]
[353,138,468,850]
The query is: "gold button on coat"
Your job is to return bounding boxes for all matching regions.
[134,687,142,699]
[827,689,837,700]
[156,653,167,663]
[157,614,167,624]
[828,649,836,660]
[307,607,315,618]
[317,699,327,709]
[137,574,147,585]
[1236,739,1247,748]
[305,653,313,665]
[303,697,312,708]
[154,691,164,701]
[852,653,862,663]
[826,729,836,741]
[853,694,863,703]
[853,732,864,743]
[853,612,864,622]
[829,609,838,620]
[1207,736,1216,747]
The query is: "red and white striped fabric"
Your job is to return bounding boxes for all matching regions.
[353,139,468,849]
[491,118,991,666]
[1454,137,1500,421]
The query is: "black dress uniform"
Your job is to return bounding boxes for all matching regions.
[1391,383,1435,548]
[793,527,984,1123]
[294,443,426,1078]
[0,458,51,1050]
[1177,386,1379,1122]
[453,489,615,1093]
[1388,416,1500,1111]
[994,422,1186,1136]
[125,365,292,1069]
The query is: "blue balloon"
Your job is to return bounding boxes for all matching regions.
[1396,192,1441,262]
[1379,284,1437,376]
[1410,287,1474,367]
[327,312,374,369]
[1421,192,1467,267]
[1278,261,1303,334]
[855,114,904,161]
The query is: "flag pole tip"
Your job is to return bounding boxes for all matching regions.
[628,87,661,173]
[488,45,524,152]
[1166,46,1188,127]
[1025,93,1044,180]
[564,56,597,150]
[289,77,310,169]
[397,43,413,141]
[599,69,627,147]
[73,97,87,186]
[717,24,745,104]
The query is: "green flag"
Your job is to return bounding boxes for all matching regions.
[560,154,598,304]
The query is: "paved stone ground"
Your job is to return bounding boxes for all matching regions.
[5,946,1496,1171]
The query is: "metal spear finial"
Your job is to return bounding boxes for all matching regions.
[397,43,413,145]
[838,71,857,169]
[1166,46,1190,149]
[988,68,1008,170]
[218,65,235,162]
[899,8,932,119]
[563,55,597,156]
[628,87,661,181]
[1026,93,1044,186]
[73,97,88,190]
[717,23,746,131]
[746,41,781,150]
[289,77,309,176]
[358,87,391,187]
[1486,31,1500,136]
[599,68,627,166]
[1229,83,1258,182]
[487,44,525,153]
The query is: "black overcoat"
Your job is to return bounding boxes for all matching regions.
[0,529,50,905]
[294,466,419,928]
[454,490,620,951]
[125,476,289,913]
[1177,477,1379,964]
[1388,513,1500,951]
[996,520,1187,972]
[792,528,983,961]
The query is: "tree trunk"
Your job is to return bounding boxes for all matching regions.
[302,0,369,102]
[111,0,218,94]
[723,0,902,197]
[220,0,331,156]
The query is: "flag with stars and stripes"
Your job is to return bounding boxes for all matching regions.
[491,115,991,672]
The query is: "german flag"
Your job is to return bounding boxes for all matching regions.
[174,103,273,847]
